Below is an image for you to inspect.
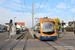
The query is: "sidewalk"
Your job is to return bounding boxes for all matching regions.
[29,29,35,38]
[58,32,75,40]
[66,32,74,34]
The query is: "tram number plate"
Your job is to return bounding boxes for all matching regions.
[48,36,50,37]
[44,36,46,38]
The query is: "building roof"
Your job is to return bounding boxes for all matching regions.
[16,22,25,26]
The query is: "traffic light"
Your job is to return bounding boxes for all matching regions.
[10,19,12,23]
[62,23,65,26]
[9,19,13,26]
[15,23,17,25]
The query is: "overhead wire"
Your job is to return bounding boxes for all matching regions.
[39,0,48,13]
[24,0,32,14]
[34,0,42,14]
[36,0,48,18]
[20,0,25,17]
[20,0,48,16]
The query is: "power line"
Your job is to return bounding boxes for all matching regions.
[36,0,48,18]
[24,3,32,14]
[34,0,42,13]
[24,0,47,14]
[24,0,32,14]
[38,0,48,13]
[20,0,48,17]
[20,0,25,17]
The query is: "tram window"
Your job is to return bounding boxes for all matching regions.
[52,22,55,24]
[41,21,55,35]
[38,23,40,26]
[38,31,40,33]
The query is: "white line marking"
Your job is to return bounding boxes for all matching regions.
[5,39,9,41]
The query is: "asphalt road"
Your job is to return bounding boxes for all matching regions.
[0,32,13,50]
[0,31,30,50]
[0,31,75,50]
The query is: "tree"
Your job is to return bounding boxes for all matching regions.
[4,26,7,30]
[55,18,60,30]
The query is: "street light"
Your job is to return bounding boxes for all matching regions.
[14,17,16,26]
[14,17,16,35]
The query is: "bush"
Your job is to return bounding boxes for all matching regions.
[62,28,65,30]
[62,27,73,32]
[68,27,73,30]
[4,26,7,30]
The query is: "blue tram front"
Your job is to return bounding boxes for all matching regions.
[34,18,57,40]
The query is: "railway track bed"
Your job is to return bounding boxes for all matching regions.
[1,31,75,50]
[1,39,75,50]
[26,39,75,50]
[1,32,28,50]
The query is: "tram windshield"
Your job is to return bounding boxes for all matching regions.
[41,21,55,35]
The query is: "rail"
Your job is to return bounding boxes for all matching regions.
[44,41,71,50]
[23,33,28,50]
[10,32,26,50]
[45,41,57,50]
[53,41,70,50]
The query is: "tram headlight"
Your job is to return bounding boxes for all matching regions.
[41,35,44,36]
[55,34,57,36]
[55,35,57,36]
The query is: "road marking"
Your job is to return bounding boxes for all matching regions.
[5,39,9,41]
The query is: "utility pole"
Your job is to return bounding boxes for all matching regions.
[32,3,34,27]
[14,17,16,26]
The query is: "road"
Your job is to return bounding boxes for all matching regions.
[0,32,14,49]
[26,39,75,50]
[0,31,75,50]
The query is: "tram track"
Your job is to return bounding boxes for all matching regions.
[53,41,71,50]
[10,31,28,50]
[44,41,71,50]
[44,41,57,50]
[23,33,28,50]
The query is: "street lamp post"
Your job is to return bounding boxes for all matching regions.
[13,17,16,26]
[14,17,16,35]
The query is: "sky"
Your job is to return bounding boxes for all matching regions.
[0,0,75,28]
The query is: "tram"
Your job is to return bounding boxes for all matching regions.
[34,17,57,40]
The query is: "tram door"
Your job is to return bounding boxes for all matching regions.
[35,23,40,38]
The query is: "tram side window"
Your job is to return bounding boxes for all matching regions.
[38,23,40,26]
[36,23,40,33]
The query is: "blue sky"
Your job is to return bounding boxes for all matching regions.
[0,0,75,27]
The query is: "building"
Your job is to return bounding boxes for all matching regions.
[16,22,25,26]
[16,22,25,31]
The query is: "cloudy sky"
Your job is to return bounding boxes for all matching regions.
[0,0,75,27]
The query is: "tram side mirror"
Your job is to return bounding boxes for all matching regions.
[38,31,40,33]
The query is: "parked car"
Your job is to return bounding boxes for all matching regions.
[0,29,2,33]
[0,27,6,32]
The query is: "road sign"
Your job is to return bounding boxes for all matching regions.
[5,23,9,25]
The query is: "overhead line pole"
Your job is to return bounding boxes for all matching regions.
[32,3,34,27]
